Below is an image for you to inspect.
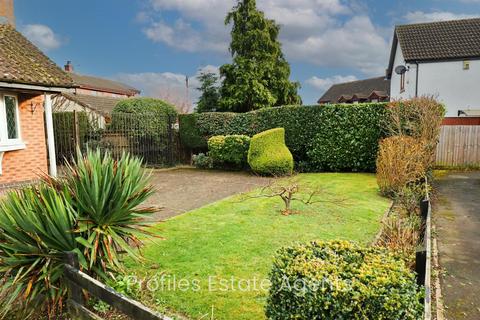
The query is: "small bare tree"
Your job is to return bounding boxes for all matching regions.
[246,180,345,216]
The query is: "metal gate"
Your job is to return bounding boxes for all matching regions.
[52,111,177,167]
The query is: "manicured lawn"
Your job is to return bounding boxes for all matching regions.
[125,173,390,320]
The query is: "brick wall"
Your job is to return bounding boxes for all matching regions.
[0,93,48,185]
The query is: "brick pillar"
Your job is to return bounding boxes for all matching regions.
[0,0,15,27]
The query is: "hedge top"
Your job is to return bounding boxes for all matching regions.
[114,97,178,117]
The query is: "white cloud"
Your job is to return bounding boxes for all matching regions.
[115,65,219,113]
[22,24,63,51]
[141,0,389,76]
[306,74,357,91]
[404,11,478,24]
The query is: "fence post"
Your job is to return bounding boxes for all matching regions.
[73,111,81,154]
[65,252,84,305]
[168,115,174,166]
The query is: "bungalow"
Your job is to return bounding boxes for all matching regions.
[387,18,480,124]
[0,23,72,186]
[53,61,140,126]
[317,77,390,104]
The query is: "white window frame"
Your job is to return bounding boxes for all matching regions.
[0,93,25,151]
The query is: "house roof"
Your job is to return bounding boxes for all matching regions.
[70,73,140,96]
[61,92,126,115]
[387,18,480,78]
[317,77,390,104]
[0,24,73,88]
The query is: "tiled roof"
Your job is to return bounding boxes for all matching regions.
[70,73,140,96]
[396,18,480,61]
[0,24,73,88]
[62,92,126,115]
[318,77,390,104]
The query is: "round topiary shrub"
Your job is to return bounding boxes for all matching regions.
[208,134,250,168]
[266,240,423,320]
[247,128,293,176]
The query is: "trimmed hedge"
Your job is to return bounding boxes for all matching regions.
[248,128,293,176]
[178,103,386,171]
[266,240,423,320]
[208,135,250,168]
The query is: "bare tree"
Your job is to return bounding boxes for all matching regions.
[244,180,346,216]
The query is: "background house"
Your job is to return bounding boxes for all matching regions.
[317,77,390,104]
[54,61,140,125]
[0,15,72,185]
[387,18,480,124]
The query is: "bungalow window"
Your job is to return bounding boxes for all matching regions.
[0,94,22,146]
[400,73,405,92]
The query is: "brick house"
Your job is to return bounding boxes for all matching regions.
[317,77,390,104]
[54,62,140,126]
[0,21,72,186]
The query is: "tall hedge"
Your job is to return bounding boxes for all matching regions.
[179,103,387,171]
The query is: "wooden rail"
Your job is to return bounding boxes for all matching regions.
[64,252,172,320]
[436,125,480,167]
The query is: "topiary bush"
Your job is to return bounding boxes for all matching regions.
[266,240,423,320]
[248,128,293,176]
[178,103,387,171]
[208,134,250,168]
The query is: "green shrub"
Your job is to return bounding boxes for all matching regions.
[192,153,213,169]
[178,103,387,171]
[248,128,293,176]
[266,240,423,320]
[208,135,250,168]
[113,97,178,117]
[0,150,156,318]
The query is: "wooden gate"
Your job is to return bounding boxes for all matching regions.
[435,125,480,167]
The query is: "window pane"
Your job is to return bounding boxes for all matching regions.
[5,96,18,139]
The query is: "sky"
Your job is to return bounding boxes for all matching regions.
[15,0,480,108]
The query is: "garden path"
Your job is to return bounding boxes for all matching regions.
[145,168,271,220]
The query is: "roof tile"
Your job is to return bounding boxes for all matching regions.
[0,24,73,87]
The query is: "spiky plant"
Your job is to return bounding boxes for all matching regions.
[0,150,156,318]
[0,185,79,318]
[58,150,157,276]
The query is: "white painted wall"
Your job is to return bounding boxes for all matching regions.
[390,42,480,117]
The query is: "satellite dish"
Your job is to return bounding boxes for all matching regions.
[394,65,407,75]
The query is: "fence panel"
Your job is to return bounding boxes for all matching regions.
[53,112,177,168]
[435,125,480,167]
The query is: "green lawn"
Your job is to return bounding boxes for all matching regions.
[125,173,390,320]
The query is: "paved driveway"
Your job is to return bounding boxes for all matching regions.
[144,168,271,220]
[434,171,480,320]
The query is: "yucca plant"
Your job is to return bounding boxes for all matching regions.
[0,184,80,318]
[45,149,157,277]
[0,149,157,318]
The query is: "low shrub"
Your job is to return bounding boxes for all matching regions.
[248,128,293,176]
[113,97,178,117]
[192,153,213,169]
[376,136,426,196]
[208,135,250,168]
[266,240,423,320]
[375,214,421,268]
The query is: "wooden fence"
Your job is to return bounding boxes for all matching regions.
[64,252,171,320]
[435,125,480,167]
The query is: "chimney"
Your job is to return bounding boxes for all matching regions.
[0,0,15,27]
[64,61,74,73]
